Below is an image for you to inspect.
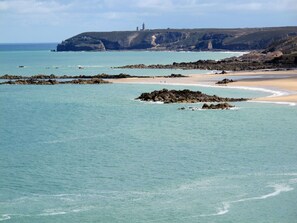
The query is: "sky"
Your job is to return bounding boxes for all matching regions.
[0,0,296,43]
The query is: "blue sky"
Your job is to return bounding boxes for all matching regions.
[0,0,296,43]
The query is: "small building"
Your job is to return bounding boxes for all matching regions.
[208,41,213,50]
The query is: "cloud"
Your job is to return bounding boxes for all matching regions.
[0,0,296,42]
[136,0,174,10]
[0,2,9,10]
[0,0,71,14]
[1,0,295,16]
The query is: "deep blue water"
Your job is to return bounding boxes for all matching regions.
[0,43,57,52]
[0,44,297,223]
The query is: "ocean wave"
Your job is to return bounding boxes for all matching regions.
[202,183,294,217]
[250,101,296,107]
[273,172,297,176]
[38,205,93,217]
[134,99,164,104]
[39,211,67,216]
[66,65,104,68]
[0,215,10,222]
[40,135,102,144]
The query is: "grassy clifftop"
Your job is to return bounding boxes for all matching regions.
[57,27,297,51]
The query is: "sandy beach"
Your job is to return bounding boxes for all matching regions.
[110,70,297,104]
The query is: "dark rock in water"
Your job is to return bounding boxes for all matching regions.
[0,74,24,79]
[31,74,57,79]
[166,74,187,78]
[216,78,235,85]
[94,73,133,79]
[220,70,227,74]
[1,79,59,85]
[0,73,189,81]
[178,107,186,110]
[202,103,234,110]
[62,78,110,84]
[136,88,248,103]
[0,78,110,85]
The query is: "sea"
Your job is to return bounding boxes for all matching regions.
[0,43,297,223]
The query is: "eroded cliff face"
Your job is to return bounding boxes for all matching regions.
[56,27,297,52]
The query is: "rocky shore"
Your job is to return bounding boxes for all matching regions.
[115,37,297,71]
[136,89,248,104]
[115,55,296,71]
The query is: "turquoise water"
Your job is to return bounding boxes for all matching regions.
[0,45,242,76]
[1,45,297,223]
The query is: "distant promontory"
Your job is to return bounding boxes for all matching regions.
[56,27,297,52]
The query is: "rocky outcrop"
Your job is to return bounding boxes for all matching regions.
[165,74,187,78]
[1,79,59,85]
[0,73,188,80]
[264,36,297,55]
[56,27,297,52]
[0,74,25,79]
[0,78,110,85]
[136,89,248,103]
[202,103,234,110]
[61,78,110,84]
[57,39,106,51]
[117,48,297,71]
[216,79,235,85]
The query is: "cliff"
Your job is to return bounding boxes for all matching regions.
[56,27,297,52]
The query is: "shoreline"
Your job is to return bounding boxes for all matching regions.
[110,70,297,106]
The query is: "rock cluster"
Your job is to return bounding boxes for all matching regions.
[0,78,110,85]
[178,103,235,110]
[202,103,234,110]
[0,73,188,80]
[117,55,296,70]
[136,89,248,103]
[62,78,110,84]
[1,79,59,85]
[216,78,235,85]
[165,74,187,78]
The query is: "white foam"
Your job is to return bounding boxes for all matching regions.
[39,211,67,216]
[289,178,297,184]
[235,184,293,202]
[38,206,92,217]
[250,101,296,107]
[84,65,104,68]
[0,215,11,221]
[202,183,294,217]
[216,202,230,215]
[135,99,164,104]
